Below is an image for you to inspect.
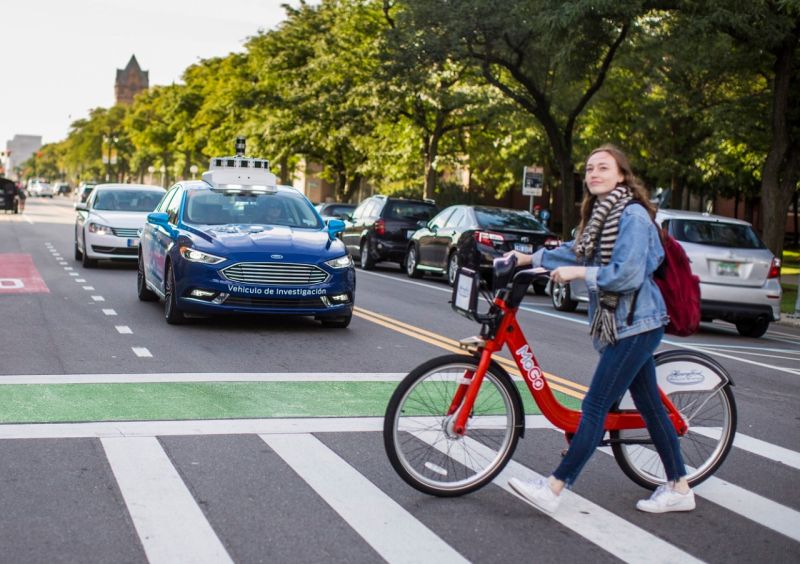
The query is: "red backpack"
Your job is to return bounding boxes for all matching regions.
[626,202,701,336]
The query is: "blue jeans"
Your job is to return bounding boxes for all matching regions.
[553,327,686,486]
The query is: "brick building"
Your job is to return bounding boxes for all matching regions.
[115,55,149,105]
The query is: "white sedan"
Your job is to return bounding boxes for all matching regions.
[74,183,166,268]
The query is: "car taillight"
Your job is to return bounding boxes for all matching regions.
[768,257,781,279]
[474,231,505,245]
[375,218,385,236]
[544,237,562,249]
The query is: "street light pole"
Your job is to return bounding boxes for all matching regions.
[190,165,198,180]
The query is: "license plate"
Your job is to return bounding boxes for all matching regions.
[716,261,739,276]
[127,238,139,248]
[514,243,533,253]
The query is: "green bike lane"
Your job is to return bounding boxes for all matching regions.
[0,374,582,424]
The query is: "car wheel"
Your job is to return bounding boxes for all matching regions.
[81,234,97,268]
[405,245,424,279]
[164,262,186,325]
[359,240,375,270]
[735,316,769,338]
[447,252,459,286]
[74,240,82,261]
[320,314,352,328]
[551,281,578,312]
[137,254,158,302]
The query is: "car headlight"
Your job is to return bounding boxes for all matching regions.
[87,222,113,235]
[325,255,353,269]
[179,246,226,265]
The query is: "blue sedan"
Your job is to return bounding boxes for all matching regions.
[137,180,355,327]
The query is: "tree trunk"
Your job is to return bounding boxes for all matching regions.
[759,29,799,257]
[343,173,362,203]
[423,125,443,200]
[334,170,347,202]
[279,156,289,185]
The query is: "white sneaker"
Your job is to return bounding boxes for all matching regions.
[636,484,696,513]
[508,477,561,513]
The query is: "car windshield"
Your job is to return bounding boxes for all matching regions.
[93,189,164,212]
[386,201,437,221]
[672,219,766,249]
[475,207,547,232]
[185,191,323,229]
[319,204,355,218]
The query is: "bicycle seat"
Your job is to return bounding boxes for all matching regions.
[493,255,517,289]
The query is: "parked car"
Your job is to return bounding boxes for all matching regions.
[138,166,354,327]
[342,195,438,270]
[315,202,357,222]
[406,205,561,290]
[74,183,166,267]
[0,178,21,213]
[549,210,781,338]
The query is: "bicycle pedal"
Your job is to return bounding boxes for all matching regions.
[458,336,486,352]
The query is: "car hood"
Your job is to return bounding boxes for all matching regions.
[187,224,346,259]
[90,210,151,227]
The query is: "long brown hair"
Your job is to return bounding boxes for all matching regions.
[576,144,655,238]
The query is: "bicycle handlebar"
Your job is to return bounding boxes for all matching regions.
[491,255,551,310]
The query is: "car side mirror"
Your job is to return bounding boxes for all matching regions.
[75,203,88,212]
[147,212,170,227]
[327,218,346,239]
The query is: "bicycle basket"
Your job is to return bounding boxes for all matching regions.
[451,267,479,318]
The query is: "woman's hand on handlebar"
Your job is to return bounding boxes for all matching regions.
[504,250,533,267]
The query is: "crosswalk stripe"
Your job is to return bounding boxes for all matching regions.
[415,432,702,564]
[595,445,800,543]
[101,437,233,564]
[693,428,800,470]
[263,433,468,564]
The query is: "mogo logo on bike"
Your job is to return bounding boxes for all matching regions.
[515,344,545,390]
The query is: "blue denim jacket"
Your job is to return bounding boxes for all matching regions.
[533,204,668,350]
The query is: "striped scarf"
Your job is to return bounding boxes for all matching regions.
[575,185,632,346]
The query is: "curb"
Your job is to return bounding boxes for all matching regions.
[777,314,800,328]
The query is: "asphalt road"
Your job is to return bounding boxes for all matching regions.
[1,197,798,563]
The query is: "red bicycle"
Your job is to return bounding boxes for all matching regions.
[384,257,736,495]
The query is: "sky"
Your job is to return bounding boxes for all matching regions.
[1,0,301,148]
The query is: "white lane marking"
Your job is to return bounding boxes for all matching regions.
[0,417,388,439]
[263,433,468,564]
[70,274,80,278]
[91,295,105,302]
[595,445,800,543]
[63,267,73,271]
[57,262,67,265]
[692,428,800,470]
[0,372,407,384]
[102,437,233,564]
[82,286,95,291]
[415,431,701,564]
[102,309,117,316]
[690,343,800,353]
[132,347,152,358]
[115,326,133,334]
[24,215,33,224]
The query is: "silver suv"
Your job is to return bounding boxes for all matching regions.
[549,210,782,338]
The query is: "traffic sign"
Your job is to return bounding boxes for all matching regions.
[522,166,543,196]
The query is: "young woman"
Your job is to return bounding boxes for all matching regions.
[507,144,695,514]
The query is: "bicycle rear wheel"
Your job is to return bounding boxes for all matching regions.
[611,351,737,489]
[384,354,523,497]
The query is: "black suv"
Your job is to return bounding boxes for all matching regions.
[342,195,439,269]
[0,178,21,214]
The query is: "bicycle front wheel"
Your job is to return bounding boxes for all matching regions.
[611,351,737,489]
[384,354,523,497]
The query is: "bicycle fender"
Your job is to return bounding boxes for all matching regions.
[617,349,732,410]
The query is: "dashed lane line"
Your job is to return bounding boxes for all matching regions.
[102,309,117,315]
[132,347,152,358]
[115,326,133,334]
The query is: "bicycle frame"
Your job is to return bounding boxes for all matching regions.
[450,294,689,438]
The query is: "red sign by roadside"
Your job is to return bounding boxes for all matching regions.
[0,254,50,294]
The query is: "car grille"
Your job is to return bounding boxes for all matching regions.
[91,246,138,256]
[221,262,329,285]
[112,227,140,237]
[223,296,326,308]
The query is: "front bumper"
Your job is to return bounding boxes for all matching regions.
[173,259,356,317]
[86,233,140,260]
